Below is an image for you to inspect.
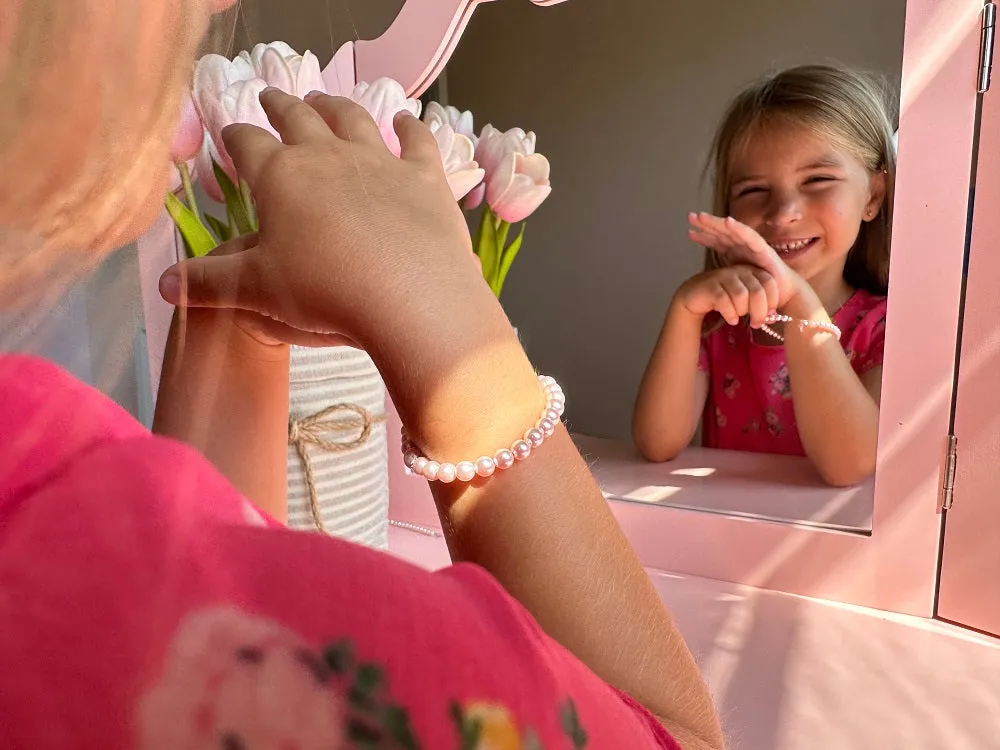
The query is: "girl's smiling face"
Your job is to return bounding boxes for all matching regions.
[727,120,886,302]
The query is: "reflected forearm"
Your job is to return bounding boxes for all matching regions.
[633,300,709,461]
[153,308,290,521]
[368,291,724,748]
[783,294,879,487]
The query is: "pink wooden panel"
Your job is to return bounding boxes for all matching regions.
[353,0,569,98]
[938,41,1000,636]
[389,0,983,617]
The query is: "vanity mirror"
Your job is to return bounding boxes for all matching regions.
[445,0,910,532]
[124,0,992,621]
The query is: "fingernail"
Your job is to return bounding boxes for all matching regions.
[260,86,280,98]
[159,269,180,302]
[304,90,323,101]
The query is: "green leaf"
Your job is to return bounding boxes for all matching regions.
[353,664,384,696]
[239,177,260,232]
[474,207,502,296]
[494,218,511,284]
[322,639,354,674]
[164,192,217,258]
[212,160,254,236]
[383,705,421,750]
[203,213,234,243]
[560,700,588,749]
[495,222,527,298]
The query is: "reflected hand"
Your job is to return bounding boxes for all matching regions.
[688,212,802,306]
[677,264,779,328]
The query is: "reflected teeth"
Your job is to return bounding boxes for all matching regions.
[771,239,812,253]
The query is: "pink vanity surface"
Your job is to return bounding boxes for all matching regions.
[388,525,1000,749]
[571,435,874,533]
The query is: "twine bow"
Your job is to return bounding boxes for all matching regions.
[288,403,386,533]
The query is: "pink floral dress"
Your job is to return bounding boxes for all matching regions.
[0,354,679,750]
[698,289,888,455]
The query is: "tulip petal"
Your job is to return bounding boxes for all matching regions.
[259,47,295,93]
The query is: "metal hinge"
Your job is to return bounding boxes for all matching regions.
[980,2,996,93]
[942,435,959,510]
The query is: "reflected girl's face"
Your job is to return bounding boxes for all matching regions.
[727,120,885,299]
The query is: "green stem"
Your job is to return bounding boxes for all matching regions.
[239,178,259,232]
[179,162,199,217]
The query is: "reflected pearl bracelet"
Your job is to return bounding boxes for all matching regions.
[760,313,841,343]
[402,375,565,483]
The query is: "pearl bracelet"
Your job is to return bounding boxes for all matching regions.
[760,313,841,343]
[402,374,565,483]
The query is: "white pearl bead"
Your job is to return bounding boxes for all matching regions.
[551,401,565,417]
[539,375,555,386]
[423,461,441,481]
[538,418,555,437]
[403,452,418,469]
[544,408,561,423]
[412,457,429,474]
[512,439,531,461]
[475,456,496,477]
[437,462,457,483]
[525,428,544,448]
[494,449,515,470]
[455,461,477,482]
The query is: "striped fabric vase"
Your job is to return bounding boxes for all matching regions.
[286,346,390,549]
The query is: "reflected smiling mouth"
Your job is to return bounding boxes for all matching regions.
[769,237,818,259]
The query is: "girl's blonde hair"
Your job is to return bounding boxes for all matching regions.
[0,0,240,307]
[705,64,898,296]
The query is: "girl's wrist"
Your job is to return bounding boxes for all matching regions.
[780,276,827,321]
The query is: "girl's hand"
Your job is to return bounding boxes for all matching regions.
[688,212,804,306]
[676,264,780,328]
[159,89,484,353]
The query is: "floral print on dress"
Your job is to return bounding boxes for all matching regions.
[138,607,589,750]
[715,407,727,428]
[722,374,741,400]
[768,365,791,399]
[765,409,783,438]
[700,289,889,455]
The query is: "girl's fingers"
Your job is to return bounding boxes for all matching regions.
[718,275,749,325]
[741,272,769,328]
[752,269,781,315]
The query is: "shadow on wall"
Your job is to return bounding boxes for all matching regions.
[446,0,906,440]
[227,0,404,61]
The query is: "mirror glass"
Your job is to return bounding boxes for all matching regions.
[445,0,907,531]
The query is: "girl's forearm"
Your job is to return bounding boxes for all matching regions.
[153,308,291,521]
[633,299,710,461]
[782,291,879,487]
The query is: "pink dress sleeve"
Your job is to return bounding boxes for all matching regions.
[0,355,680,750]
[842,295,889,375]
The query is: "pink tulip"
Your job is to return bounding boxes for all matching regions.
[474,124,537,176]
[463,182,486,211]
[192,43,327,198]
[486,152,552,224]
[194,134,226,202]
[424,102,476,144]
[170,93,205,163]
[430,124,485,201]
[200,77,279,180]
[350,78,422,157]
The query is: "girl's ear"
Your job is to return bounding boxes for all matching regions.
[863,169,887,222]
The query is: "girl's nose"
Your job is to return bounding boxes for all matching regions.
[764,191,802,226]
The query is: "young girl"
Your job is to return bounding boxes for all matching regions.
[0,1,720,748]
[633,65,896,487]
